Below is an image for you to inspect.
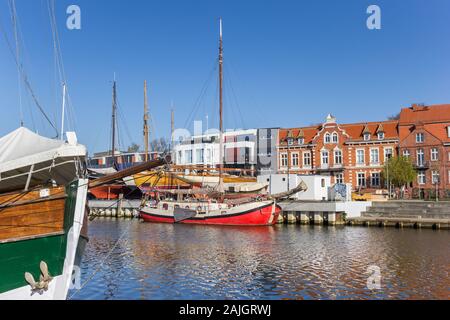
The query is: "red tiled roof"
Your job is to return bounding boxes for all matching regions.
[399,104,450,125]
[424,123,450,143]
[340,121,398,140]
[279,126,320,144]
[279,120,398,143]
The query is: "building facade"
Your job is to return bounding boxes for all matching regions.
[277,104,450,194]
[173,129,258,173]
[278,114,399,191]
[88,150,161,169]
[256,128,279,175]
[173,128,280,175]
[398,104,450,195]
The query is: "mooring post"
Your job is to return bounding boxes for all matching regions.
[117,193,124,218]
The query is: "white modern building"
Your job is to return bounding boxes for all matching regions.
[173,129,258,171]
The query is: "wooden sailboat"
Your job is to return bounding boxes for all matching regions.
[140,19,289,226]
[0,128,89,300]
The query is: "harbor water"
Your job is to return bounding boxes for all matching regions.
[69,219,449,300]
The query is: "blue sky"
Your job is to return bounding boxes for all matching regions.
[1,0,450,154]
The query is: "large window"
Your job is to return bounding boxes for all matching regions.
[371,172,380,187]
[432,171,440,184]
[303,152,311,167]
[185,150,193,164]
[417,149,425,166]
[196,149,204,164]
[332,132,338,143]
[416,133,424,143]
[324,133,331,143]
[418,172,426,185]
[335,173,344,184]
[321,150,329,165]
[334,149,342,165]
[292,153,299,167]
[281,153,288,167]
[178,151,182,163]
[356,149,365,165]
[370,148,379,164]
[403,149,410,158]
[357,173,366,187]
[431,148,438,161]
[384,148,393,161]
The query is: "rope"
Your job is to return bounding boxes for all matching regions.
[67,221,131,300]
[0,12,58,136]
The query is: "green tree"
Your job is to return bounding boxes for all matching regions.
[382,156,416,188]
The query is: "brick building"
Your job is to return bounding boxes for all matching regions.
[277,104,450,194]
[278,114,398,191]
[398,104,450,195]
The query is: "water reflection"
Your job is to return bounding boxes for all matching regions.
[70,219,450,300]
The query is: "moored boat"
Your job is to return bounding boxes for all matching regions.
[0,127,89,300]
[139,19,302,227]
[140,199,281,226]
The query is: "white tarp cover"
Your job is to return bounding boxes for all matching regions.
[0,127,64,164]
[0,127,87,192]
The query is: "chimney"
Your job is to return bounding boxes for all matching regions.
[411,103,425,111]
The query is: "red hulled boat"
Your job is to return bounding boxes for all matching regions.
[140,199,281,226]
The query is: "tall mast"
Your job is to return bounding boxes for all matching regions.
[111,79,117,167]
[144,80,149,161]
[218,18,224,187]
[170,107,174,153]
[60,82,66,140]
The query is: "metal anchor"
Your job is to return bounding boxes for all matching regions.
[24,261,53,293]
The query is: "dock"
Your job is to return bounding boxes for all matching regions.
[88,199,141,218]
[347,201,450,229]
[278,200,371,225]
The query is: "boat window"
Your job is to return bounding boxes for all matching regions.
[185,206,190,209]
[162,203,169,210]
[174,205,180,209]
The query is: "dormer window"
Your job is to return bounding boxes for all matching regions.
[324,133,331,143]
[377,132,384,140]
[332,132,338,143]
[363,133,371,141]
[416,133,424,143]
[287,138,294,146]
[298,138,304,145]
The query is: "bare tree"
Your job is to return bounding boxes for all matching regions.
[127,143,140,153]
[150,138,169,153]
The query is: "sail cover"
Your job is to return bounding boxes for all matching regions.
[0,127,87,192]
